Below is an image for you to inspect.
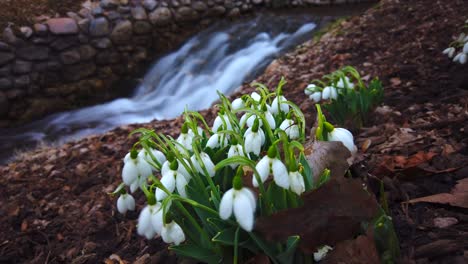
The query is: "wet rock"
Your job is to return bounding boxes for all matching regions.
[50,36,79,51]
[207,6,226,16]
[33,24,49,36]
[101,0,119,9]
[181,0,192,5]
[106,11,121,21]
[120,0,129,4]
[131,6,148,20]
[143,0,158,11]
[78,19,91,33]
[20,27,33,39]
[149,7,173,26]
[175,7,199,22]
[13,60,32,74]
[0,65,10,77]
[92,6,104,16]
[89,17,110,37]
[133,21,152,35]
[0,52,15,66]
[0,42,11,52]
[67,12,82,22]
[78,34,89,44]
[110,20,133,44]
[227,7,240,17]
[32,36,54,45]
[6,88,24,99]
[118,6,131,13]
[192,1,208,11]
[47,18,79,35]
[79,45,97,61]
[63,62,97,81]
[96,51,120,65]
[91,38,112,49]
[14,75,30,88]
[17,46,49,60]
[252,0,263,4]
[2,28,17,45]
[79,8,92,18]
[0,78,12,90]
[0,92,9,117]
[60,50,81,65]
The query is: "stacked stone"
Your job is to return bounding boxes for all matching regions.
[0,0,374,125]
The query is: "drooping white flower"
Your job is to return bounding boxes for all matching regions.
[122,151,153,193]
[288,171,305,195]
[313,245,333,262]
[155,160,190,200]
[227,143,247,169]
[241,111,276,130]
[219,186,256,231]
[206,133,229,149]
[255,149,289,189]
[161,221,186,245]
[328,127,357,154]
[279,119,300,139]
[460,53,467,64]
[322,86,338,100]
[116,194,136,214]
[271,95,289,115]
[176,125,194,152]
[138,148,166,169]
[309,91,322,103]
[243,126,265,156]
[305,83,318,95]
[137,204,161,239]
[464,43,468,54]
[212,114,233,132]
[232,97,245,110]
[336,76,355,89]
[191,152,216,177]
[250,92,262,102]
[443,47,456,58]
[453,52,464,63]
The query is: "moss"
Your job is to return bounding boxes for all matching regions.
[313,17,348,43]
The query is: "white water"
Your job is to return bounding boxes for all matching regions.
[0,13,320,163]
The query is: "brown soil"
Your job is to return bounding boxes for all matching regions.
[0,0,86,29]
[1,0,468,263]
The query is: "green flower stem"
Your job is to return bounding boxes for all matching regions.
[233,227,240,264]
[174,200,214,250]
[192,145,221,202]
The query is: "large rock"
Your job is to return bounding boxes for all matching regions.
[60,49,81,65]
[50,36,79,51]
[63,62,96,81]
[2,28,17,44]
[149,7,173,25]
[79,45,97,61]
[0,42,11,52]
[14,75,30,88]
[192,1,208,11]
[133,21,152,35]
[0,65,10,77]
[33,24,49,36]
[207,6,226,16]
[101,0,120,9]
[91,38,112,49]
[47,18,79,35]
[143,0,158,11]
[96,51,120,65]
[17,46,49,60]
[13,60,32,74]
[0,92,9,117]
[131,6,148,20]
[0,52,15,66]
[89,17,110,37]
[0,78,12,90]
[175,7,199,22]
[110,20,133,43]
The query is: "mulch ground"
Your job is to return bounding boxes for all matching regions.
[0,0,85,29]
[1,0,468,263]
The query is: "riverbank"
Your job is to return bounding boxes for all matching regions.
[1,0,467,263]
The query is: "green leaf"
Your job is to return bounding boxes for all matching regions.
[170,243,221,264]
[277,235,300,264]
[299,153,313,191]
[373,213,400,264]
[249,232,279,264]
[212,227,238,246]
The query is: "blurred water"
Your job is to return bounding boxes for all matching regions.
[0,13,320,163]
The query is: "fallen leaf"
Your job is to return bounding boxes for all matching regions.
[433,217,458,228]
[390,77,401,87]
[245,254,271,264]
[303,141,351,182]
[406,178,468,208]
[255,178,379,253]
[322,230,380,264]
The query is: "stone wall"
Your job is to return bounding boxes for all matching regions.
[0,0,375,127]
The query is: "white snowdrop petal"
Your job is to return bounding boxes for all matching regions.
[137,206,153,237]
[265,111,276,129]
[130,180,139,193]
[288,125,300,139]
[322,87,331,100]
[117,195,127,214]
[219,189,234,220]
[328,128,356,154]
[176,173,188,198]
[169,222,185,245]
[254,156,271,187]
[212,116,222,132]
[125,194,136,211]
[330,87,338,100]
[310,92,322,103]
[137,158,153,178]
[233,193,254,231]
[251,92,261,102]
[122,162,138,185]
[239,188,256,210]
[156,173,176,200]
[151,209,163,234]
[460,54,467,64]
[272,159,289,189]
[289,171,305,195]
[201,152,216,177]
[232,98,245,110]
[206,134,220,149]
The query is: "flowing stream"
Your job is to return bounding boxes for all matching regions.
[0,12,326,163]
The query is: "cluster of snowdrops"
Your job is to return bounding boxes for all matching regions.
[112,79,357,263]
[443,19,468,64]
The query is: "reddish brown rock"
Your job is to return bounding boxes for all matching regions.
[47,18,79,35]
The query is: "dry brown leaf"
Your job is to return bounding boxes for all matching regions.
[322,230,380,264]
[303,141,351,182]
[406,178,468,208]
[255,178,379,253]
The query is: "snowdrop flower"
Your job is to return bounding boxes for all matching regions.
[254,146,289,189]
[464,43,468,54]
[231,97,245,110]
[313,245,333,262]
[328,127,357,154]
[305,83,318,95]
[250,92,262,102]
[271,95,289,115]
[336,76,355,89]
[227,139,247,169]
[138,148,166,168]
[191,152,216,177]
[176,123,194,151]
[322,86,338,100]
[155,160,190,200]
[161,158,190,181]
[309,91,322,103]
[279,118,300,140]
[243,119,265,156]
[137,203,162,239]
[443,47,456,58]
[206,132,229,149]
[212,111,233,132]
[116,194,136,214]
[288,171,305,195]
[453,52,467,64]
[122,150,153,192]
[241,110,276,129]
[161,221,185,245]
[219,176,256,231]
